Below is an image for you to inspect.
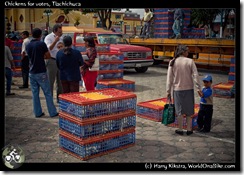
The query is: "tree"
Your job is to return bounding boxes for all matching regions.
[81,9,121,30]
[190,9,235,33]
[60,8,79,22]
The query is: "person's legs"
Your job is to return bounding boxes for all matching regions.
[56,69,63,102]
[203,105,213,132]
[46,59,56,97]
[172,20,180,37]
[21,56,29,87]
[5,67,12,94]
[29,73,43,117]
[38,72,58,117]
[186,115,193,131]
[69,81,80,92]
[145,22,151,38]
[197,106,205,130]
[61,80,70,93]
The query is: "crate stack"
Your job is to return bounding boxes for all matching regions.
[58,88,137,160]
[137,98,199,129]
[96,52,135,92]
[11,41,22,77]
[153,8,204,39]
[212,57,235,98]
[153,8,190,38]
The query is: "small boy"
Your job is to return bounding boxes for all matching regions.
[57,41,64,50]
[197,75,213,133]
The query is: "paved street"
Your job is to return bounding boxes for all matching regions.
[4,65,237,166]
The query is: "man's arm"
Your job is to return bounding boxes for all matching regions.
[44,51,51,59]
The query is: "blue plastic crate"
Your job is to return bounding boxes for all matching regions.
[59,112,136,138]
[59,98,137,119]
[230,58,235,64]
[229,66,235,73]
[137,106,163,121]
[98,54,124,61]
[99,63,124,70]
[97,72,123,80]
[213,88,231,97]
[228,74,235,81]
[59,131,136,160]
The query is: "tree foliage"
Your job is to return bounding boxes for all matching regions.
[190,9,235,32]
[81,9,121,30]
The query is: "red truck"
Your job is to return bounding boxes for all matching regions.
[62,26,153,73]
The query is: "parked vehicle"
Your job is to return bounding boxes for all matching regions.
[62,26,153,73]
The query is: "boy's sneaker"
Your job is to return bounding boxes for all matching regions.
[197,127,204,132]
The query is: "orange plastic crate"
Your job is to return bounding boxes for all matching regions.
[213,82,234,98]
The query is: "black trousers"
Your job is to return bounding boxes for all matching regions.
[21,56,29,87]
[197,104,213,131]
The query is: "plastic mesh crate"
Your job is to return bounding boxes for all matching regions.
[59,88,137,119]
[59,128,135,160]
[99,60,124,70]
[137,98,168,122]
[59,110,136,138]
[98,53,124,61]
[96,79,135,92]
[97,69,124,80]
[213,82,234,98]
[167,104,199,129]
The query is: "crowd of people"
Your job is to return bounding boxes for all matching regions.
[5,24,98,118]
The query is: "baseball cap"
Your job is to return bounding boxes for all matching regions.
[202,75,212,82]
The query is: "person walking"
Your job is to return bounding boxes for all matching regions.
[5,45,15,96]
[141,8,153,38]
[168,8,185,39]
[44,24,63,103]
[19,31,31,89]
[166,44,201,135]
[81,36,98,91]
[197,75,213,133]
[56,36,84,93]
[26,28,58,118]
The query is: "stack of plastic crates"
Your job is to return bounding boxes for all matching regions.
[167,104,200,130]
[11,41,22,77]
[58,88,137,160]
[96,52,135,92]
[212,57,235,98]
[153,8,191,38]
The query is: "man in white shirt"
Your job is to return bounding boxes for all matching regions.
[19,31,31,89]
[44,24,63,103]
[141,9,153,38]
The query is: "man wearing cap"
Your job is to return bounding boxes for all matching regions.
[197,75,213,133]
[44,24,63,103]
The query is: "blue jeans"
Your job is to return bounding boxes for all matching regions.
[142,22,151,38]
[5,67,12,94]
[29,72,58,117]
[172,19,184,35]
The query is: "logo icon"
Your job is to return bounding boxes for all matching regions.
[2,144,25,169]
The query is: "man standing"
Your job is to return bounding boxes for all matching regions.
[168,8,185,39]
[5,45,15,96]
[44,24,63,103]
[141,9,153,38]
[19,31,31,89]
[26,28,58,118]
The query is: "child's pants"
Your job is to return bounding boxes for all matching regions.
[197,104,213,131]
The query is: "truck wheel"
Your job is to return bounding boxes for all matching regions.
[135,67,148,73]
